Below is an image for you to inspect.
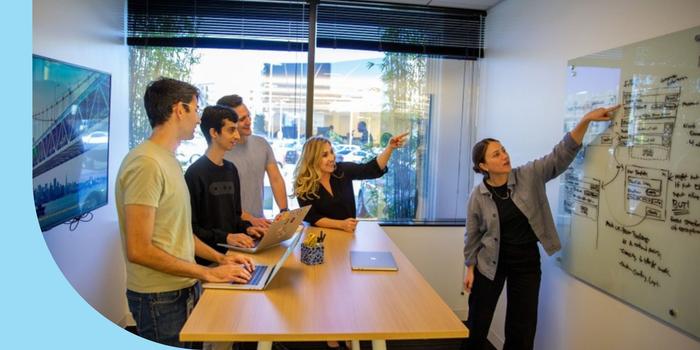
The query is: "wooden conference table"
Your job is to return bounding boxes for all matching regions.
[180,221,468,350]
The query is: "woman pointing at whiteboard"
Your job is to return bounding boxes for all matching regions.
[463,105,620,350]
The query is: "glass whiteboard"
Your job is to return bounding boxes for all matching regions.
[557,26,700,338]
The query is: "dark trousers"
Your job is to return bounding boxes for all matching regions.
[464,242,541,350]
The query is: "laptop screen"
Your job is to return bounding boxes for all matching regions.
[261,231,303,286]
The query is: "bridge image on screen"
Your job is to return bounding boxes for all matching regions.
[32,55,111,232]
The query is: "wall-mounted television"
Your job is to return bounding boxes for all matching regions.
[32,55,111,232]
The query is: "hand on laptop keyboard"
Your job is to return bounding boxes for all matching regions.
[246,226,267,239]
[227,233,256,248]
[205,264,252,284]
[240,265,268,285]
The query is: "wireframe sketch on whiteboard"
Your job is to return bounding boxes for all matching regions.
[555,26,700,338]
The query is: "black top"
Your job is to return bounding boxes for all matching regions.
[484,180,538,245]
[298,158,388,224]
[185,156,252,265]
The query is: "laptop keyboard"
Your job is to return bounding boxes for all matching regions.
[245,265,268,285]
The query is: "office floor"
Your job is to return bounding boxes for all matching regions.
[125,325,497,350]
[236,334,497,350]
[236,339,468,350]
[233,320,496,350]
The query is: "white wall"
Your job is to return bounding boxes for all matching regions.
[383,226,469,318]
[480,0,700,349]
[33,0,130,326]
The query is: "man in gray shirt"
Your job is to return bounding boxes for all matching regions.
[218,95,289,227]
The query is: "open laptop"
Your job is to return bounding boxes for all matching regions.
[218,205,310,253]
[203,230,303,290]
[350,251,399,271]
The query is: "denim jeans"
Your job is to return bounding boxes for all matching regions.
[127,282,202,348]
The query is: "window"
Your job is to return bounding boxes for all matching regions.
[312,48,477,221]
[129,47,307,216]
[127,0,485,221]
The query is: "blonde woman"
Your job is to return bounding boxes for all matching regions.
[293,133,408,233]
[294,133,406,349]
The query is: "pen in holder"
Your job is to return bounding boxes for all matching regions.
[301,231,326,265]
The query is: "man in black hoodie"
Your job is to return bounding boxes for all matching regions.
[184,105,266,265]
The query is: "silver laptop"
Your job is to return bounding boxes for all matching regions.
[203,231,303,290]
[350,251,398,271]
[218,205,310,253]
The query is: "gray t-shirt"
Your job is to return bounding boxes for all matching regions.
[223,135,276,217]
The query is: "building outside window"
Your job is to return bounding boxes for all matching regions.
[129,46,476,221]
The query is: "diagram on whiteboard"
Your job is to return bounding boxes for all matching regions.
[556,26,700,338]
[622,86,680,160]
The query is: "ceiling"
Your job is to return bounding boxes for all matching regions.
[371,0,502,11]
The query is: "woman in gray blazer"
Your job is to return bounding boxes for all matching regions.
[463,105,620,350]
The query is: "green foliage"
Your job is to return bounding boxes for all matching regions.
[375,48,428,220]
[128,47,201,148]
[380,55,426,115]
[358,50,428,220]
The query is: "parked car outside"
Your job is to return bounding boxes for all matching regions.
[341,149,371,163]
[335,148,352,162]
[334,144,359,154]
[285,149,300,164]
[272,138,303,164]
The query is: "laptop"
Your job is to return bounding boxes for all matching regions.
[203,230,303,290]
[218,205,311,253]
[350,251,399,271]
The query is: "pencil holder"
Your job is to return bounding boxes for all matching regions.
[300,244,324,265]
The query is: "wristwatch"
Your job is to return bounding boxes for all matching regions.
[279,208,289,212]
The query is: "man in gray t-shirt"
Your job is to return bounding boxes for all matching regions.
[219,95,288,227]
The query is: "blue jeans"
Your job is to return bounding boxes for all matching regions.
[127,282,201,348]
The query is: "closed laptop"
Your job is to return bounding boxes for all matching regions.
[350,251,398,271]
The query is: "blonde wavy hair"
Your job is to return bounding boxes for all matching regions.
[293,136,335,201]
